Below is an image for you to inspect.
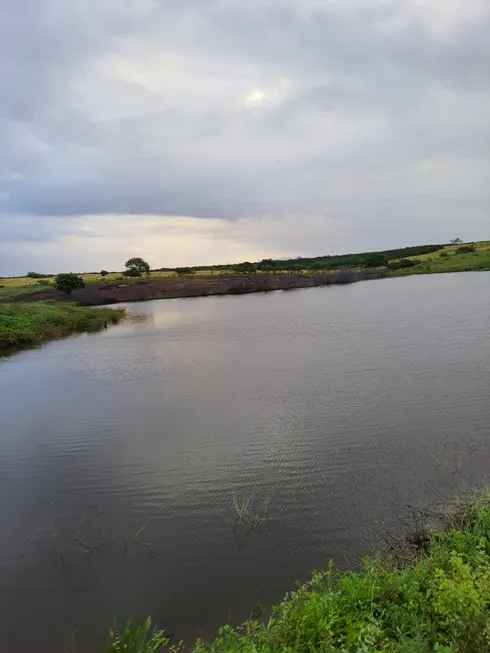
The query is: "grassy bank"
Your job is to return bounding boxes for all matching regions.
[388,241,490,277]
[112,490,490,652]
[0,302,124,350]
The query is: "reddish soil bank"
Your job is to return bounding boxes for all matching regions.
[10,270,383,306]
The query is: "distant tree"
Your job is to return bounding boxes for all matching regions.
[388,258,420,271]
[122,267,141,278]
[27,271,49,279]
[100,270,109,276]
[55,273,85,295]
[258,259,276,273]
[450,238,463,245]
[365,253,389,268]
[455,245,476,255]
[236,262,256,275]
[125,257,151,276]
[175,267,196,276]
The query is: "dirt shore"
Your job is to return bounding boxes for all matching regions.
[10,271,378,306]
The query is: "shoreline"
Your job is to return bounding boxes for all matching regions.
[5,270,386,307]
[110,488,490,652]
[0,303,125,353]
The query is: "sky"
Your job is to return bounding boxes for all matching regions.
[0,0,489,276]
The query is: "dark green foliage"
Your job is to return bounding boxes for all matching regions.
[125,257,151,276]
[100,270,109,276]
[456,245,476,254]
[365,253,389,268]
[36,279,51,286]
[123,267,142,278]
[257,259,276,273]
[152,245,445,276]
[440,252,449,258]
[27,271,50,278]
[54,273,85,295]
[236,262,256,274]
[175,267,196,276]
[388,258,420,271]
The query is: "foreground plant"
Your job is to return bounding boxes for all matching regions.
[116,490,490,652]
[106,618,168,653]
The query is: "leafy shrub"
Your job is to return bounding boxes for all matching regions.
[388,258,419,270]
[123,267,141,278]
[100,270,109,276]
[54,273,85,295]
[440,252,449,258]
[36,279,51,286]
[175,267,196,276]
[456,245,476,254]
[26,271,50,279]
[365,253,389,268]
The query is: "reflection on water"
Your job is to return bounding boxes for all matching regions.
[1,273,490,652]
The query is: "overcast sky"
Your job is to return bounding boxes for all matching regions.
[0,0,489,275]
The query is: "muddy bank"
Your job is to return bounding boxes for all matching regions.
[9,270,385,306]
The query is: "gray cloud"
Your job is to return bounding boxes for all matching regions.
[0,0,489,274]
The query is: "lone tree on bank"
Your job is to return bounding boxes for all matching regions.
[125,257,151,276]
[55,273,85,295]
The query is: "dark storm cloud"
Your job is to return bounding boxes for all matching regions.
[0,0,489,226]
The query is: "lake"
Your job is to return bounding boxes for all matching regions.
[1,272,489,652]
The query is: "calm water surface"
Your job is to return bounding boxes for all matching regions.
[1,273,490,652]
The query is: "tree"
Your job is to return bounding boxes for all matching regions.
[365,253,389,268]
[175,267,196,276]
[236,262,256,274]
[258,259,276,273]
[55,273,85,295]
[125,257,151,276]
[100,270,109,276]
[450,238,463,245]
[123,267,141,277]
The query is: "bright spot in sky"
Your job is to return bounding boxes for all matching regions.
[246,89,266,104]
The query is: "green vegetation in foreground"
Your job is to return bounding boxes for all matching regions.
[0,302,124,349]
[110,490,490,652]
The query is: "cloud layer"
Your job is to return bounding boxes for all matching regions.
[1,0,489,274]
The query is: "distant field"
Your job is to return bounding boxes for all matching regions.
[1,241,489,300]
[0,269,227,300]
[389,240,490,276]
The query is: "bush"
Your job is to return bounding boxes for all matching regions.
[100,270,109,276]
[54,273,85,295]
[440,252,449,258]
[175,267,196,276]
[123,267,141,278]
[26,271,50,279]
[365,253,389,268]
[456,245,476,254]
[388,258,420,271]
[36,279,51,286]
